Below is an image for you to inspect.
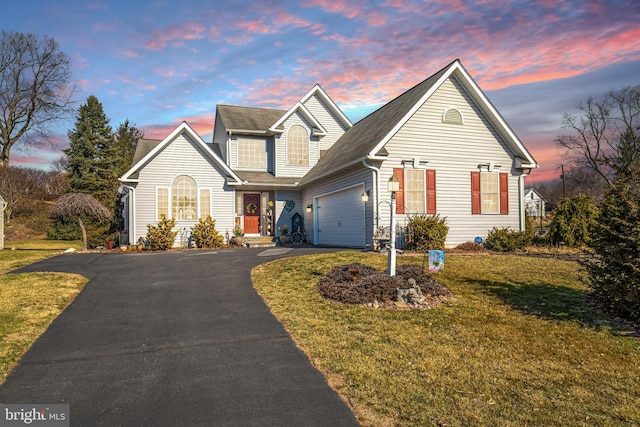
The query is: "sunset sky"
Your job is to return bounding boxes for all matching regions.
[2,0,639,182]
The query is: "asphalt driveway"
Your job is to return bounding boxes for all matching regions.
[0,247,359,426]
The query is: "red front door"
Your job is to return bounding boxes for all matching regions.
[243,194,261,234]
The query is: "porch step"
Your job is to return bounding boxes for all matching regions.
[243,236,277,248]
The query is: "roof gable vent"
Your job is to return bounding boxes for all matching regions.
[443,107,463,125]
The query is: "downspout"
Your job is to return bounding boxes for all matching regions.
[362,159,380,243]
[518,172,528,231]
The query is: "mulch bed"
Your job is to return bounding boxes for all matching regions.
[317,263,454,310]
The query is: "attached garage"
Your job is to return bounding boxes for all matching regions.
[315,186,366,247]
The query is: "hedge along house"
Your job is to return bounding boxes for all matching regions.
[119,59,538,248]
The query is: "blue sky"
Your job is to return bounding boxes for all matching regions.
[2,0,639,181]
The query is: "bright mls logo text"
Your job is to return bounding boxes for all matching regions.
[1,404,69,426]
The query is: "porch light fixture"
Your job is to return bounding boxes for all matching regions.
[306,204,313,213]
[361,190,369,202]
[387,174,400,277]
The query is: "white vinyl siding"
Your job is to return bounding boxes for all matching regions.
[481,172,499,214]
[380,74,522,246]
[302,92,350,151]
[132,130,235,246]
[405,169,425,213]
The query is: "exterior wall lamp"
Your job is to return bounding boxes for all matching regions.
[361,190,369,202]
[306,204,313,213]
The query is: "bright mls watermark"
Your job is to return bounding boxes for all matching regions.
[0,405,69,427]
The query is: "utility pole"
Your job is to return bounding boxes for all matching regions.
[560,164,567,198]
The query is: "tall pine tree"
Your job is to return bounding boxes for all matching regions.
[65,95,117,210]
[63,95,117,247]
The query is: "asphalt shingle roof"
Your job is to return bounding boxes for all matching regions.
[216,105,287,133]
[301,60,456,185]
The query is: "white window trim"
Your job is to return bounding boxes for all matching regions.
[156,186,169,221]
[480,171,500,215]
[286,124,310,166]
[404,168,426,214]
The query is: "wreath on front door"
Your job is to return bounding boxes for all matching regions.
[245,202,258,214]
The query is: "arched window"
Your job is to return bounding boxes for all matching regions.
[287,125,309,166]
[172,175,197,220]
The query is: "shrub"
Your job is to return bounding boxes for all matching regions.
[548,195,599,247]
[484,227,529,252]
[584,179,640,323]
[406,214,449,250]
[191,215,224,248]
[454,241,488,253]
[145,216,178,250]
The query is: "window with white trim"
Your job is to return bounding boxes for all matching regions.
[157,188,169,219]
[200,189,210,218]
[172,175,197,220]
[481,172,499,214]
[287,125,309,166]
[237,138,267,169]
[405,169,425,213]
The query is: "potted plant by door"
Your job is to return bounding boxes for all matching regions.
[278,224,290,246]
[232,225,244,246]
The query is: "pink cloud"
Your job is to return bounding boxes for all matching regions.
[145,22,207,51]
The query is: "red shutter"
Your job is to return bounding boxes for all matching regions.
[471,171,481,214]
[500,173,509,215]
[394,168,405,214]
[426,169,436,214]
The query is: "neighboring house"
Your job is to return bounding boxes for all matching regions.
[0,194,5,249]
[524,188,546,218]
[120,59,538,248]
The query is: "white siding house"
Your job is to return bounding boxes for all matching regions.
[120,60,538,248]
[524,188,546,218]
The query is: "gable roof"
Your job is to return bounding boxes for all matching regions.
[120,121,242,184]
[131,138,162,166]
[269,101,328,136]
[301,59,538,185]
[269,84,353,136]
[216,105,286,135]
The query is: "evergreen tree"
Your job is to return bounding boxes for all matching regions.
[64,95,117,209]
[584,177,640,323]
[114,119,143,176]
[62,95,117,247]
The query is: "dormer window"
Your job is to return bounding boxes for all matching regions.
[443,107,463,125]
[287,125,309,166]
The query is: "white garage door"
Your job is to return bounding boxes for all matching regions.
[317,186,365,247]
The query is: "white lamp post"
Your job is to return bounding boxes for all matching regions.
[387,174,400,276]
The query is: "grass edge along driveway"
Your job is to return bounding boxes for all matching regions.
[252,251,640,427]
[1,242,86,383]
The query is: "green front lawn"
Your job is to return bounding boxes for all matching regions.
[252,251,640,426]
[0,242,87,382]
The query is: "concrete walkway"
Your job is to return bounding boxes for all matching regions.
[0,248,359,426]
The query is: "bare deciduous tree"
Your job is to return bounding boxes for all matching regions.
[0,166,45,223]
[0,31,76,167]
[50,193,112,251]
[556,85,640,188]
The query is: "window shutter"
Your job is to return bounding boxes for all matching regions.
[500,173,509,215]
[426,169,436,214]
[394,168,405,214]
[471,172,481,214]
